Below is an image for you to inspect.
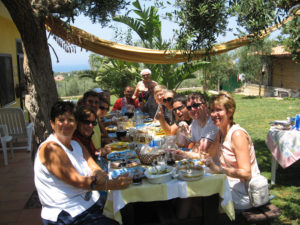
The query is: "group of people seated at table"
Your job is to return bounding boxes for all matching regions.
[34,68,262,225]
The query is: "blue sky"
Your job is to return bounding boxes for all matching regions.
[49,2,281,73]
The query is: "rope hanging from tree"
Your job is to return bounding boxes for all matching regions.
[44,11,298,64]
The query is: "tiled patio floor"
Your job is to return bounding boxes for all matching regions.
[0,150,42,225]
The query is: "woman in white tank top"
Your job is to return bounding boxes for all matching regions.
[205,91,261,210]
[34,101,132,225]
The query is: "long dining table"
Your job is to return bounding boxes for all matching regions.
[103,172,235,225]
[103,114,235,224]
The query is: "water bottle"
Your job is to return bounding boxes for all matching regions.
[121,97,128,116]
[296,114,300,130]
[135,108,144,129]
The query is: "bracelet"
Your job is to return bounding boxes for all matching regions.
[90,176,97,190]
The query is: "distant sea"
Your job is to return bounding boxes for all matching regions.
[53,64,90,73]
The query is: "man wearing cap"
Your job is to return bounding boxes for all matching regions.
[112,86,139,111]
[132,68,158,103]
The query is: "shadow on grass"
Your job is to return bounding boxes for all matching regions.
[241,96,260,100]
[271,185,300,224]
[252,139,272,172]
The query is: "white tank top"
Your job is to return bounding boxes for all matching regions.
[34,134,100,222]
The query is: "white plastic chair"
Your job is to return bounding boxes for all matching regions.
[0,108,34,152]
[0,124,13,165]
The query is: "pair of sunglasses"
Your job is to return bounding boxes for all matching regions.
[163,97,173,103]
[81,120,97,126]
[186,103,204,111]
[99,106,109,111]
[173,105,185,112]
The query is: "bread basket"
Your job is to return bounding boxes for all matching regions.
[136,148,164,165]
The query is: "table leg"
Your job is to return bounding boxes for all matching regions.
[271,157,278,185]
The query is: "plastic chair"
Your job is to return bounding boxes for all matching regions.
[0,124,13,165]
[0,108,34,152]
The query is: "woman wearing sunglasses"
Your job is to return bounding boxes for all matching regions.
[162,89,176,125]
[34,101,132,225]
[73,105,111,162]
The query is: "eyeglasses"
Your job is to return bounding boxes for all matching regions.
[81,120,97,126]
[163,97,173,103]
[99,106,109,111]
[173,105,185,112]
[186,103,204,111]
[87,100,99,105]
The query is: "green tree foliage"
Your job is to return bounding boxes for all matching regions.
[85,54,140,97]
[281,11,300,60]
[2,0,129,149]
[173,0,299,56]
[113,0,209,90]
[114,0,167,49]
[230,0,277,36]
[235,39,274,84]
[174,0,228,51]
[205,53,238,91]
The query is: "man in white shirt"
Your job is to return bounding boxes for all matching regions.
[187,92,218,152]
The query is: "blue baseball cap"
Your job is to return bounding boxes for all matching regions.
[93,88,103,93]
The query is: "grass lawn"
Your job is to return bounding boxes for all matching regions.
[233,94,300,225]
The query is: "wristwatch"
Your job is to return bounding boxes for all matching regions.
[220,166,225,174]
[90,176,98,190]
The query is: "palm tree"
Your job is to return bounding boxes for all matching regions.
[113,0,207,90]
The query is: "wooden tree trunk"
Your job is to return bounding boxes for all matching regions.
[203,69,207,92]
[2,0,58,159]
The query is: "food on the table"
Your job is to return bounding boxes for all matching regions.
[110,166,145,179]
[155,127,165,136]
[107,150,137,161]
[144,118,153,123]
[106,125,117,132]
[148,167,171,175]
[110,158,141,168]
[177,159,204,167]
[106,142,128,150]
[145,165,175,184]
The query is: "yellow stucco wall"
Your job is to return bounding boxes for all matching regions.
[0,2,21,108]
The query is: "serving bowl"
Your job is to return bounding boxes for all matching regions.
[144,165,175,184]
[177,166,204,181]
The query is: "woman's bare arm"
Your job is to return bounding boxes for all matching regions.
[39,142,94,190]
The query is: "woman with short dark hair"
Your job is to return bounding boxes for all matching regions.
[34,101,132,225]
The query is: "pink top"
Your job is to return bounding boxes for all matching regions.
[218,124,260,182]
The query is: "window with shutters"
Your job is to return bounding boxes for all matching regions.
[0,54,15,106]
